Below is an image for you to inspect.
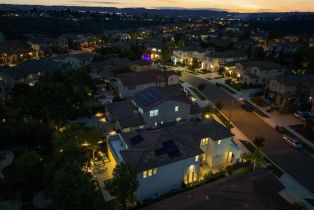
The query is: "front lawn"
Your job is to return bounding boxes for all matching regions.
[189,87,207,101]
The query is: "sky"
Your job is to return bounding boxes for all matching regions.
[1,0,314,12]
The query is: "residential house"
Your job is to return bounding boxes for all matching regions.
[53,52,94,69]
[141,170,295,210]
[106,84,196,132]
[28,35,68,53]
[0,40,35,67]
[231,61,287,85]
[105,100,145,132]
[202,50,248,72]
[106,120,241,202]
[171,47,215,67]
[266,74,314,109]
[91,57,152,77]
[116,70,180,98]
[1,59,71,85]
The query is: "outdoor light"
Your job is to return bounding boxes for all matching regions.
[95,112,104,117]
[205,114,210,119]
[237,73,240,78]
[99,117,107,122]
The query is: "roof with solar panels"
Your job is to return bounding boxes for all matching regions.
[119,120,233,172]
[132,84,191,111]
[117,69,180,86]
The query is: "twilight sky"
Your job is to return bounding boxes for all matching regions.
[1,0,314,12]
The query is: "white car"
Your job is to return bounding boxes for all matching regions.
[282,136,302,149]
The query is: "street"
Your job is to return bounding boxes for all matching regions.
[181,71,314,194]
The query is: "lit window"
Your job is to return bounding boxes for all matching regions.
[149,109,159,117]
[143,171,147,178]
[217,140,221,145]
[175,106,179,112]
[200,138,209,146]
[176,117,182,122]
[153,168,157,175]
[195,155,199,162]
[148,169,153,177]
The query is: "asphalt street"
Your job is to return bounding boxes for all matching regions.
[182,72,314,194]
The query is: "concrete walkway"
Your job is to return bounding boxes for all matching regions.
[0,150,14,178]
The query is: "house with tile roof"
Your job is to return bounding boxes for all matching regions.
[115,69,180,98]
[106,120,241,202]
[105,84,199,132]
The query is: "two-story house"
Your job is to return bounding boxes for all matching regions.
[266,74,314,109]
[53,52,94,69]
[106,84,195,132]
[203,50,248,71]
[116,70,180,99]
[235,61,287,85]
[106,120,241,203]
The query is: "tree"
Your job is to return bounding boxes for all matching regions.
[215,101,224,110]
[107,163,138,209]
[253,136,265,148]
[242,149,266,171]
[160,47,172,65]
[190,57,201,70]
[52,162,98,210]
[13,151,43,190]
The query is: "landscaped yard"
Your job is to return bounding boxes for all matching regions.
[215,110,233,129]
[239,140,283,178]
[189,87,207,101]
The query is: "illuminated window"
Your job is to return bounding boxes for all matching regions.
[148,169,153,177]
[217,140,221,145]
[143,168,157,179]
[176,117,182,122]
[195,155,199,162]
[200,138,209,146]
[175,106,179,112]
[143,171,147,178]
[149,109,159,117]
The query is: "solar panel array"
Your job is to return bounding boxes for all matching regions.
[136,88,162,107]
[154,139,182,158]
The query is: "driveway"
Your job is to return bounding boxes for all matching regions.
[181,71,314,194]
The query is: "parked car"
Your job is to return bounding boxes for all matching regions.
[241,102,254,112]
[275,125,285,134]
[282,136,302,149]
[300,113,314,121]
[294,111,312,118]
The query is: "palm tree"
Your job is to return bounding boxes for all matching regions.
[242,149,266,171]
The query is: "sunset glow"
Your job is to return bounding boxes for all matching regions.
[1,0,314,12]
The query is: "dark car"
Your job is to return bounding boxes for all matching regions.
[241,102,254,112]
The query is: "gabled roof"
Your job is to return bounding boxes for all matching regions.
[2,59,71,79]
[117,69,180,86]
[105,100,144,129]
[119,120,233,172]
[214,50,247,58]
[133,84,190,111]
[140,170,294,210]
[239,60,285,71]
[274,74,314,86]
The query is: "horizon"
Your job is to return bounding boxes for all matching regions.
[1,0,314,13]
